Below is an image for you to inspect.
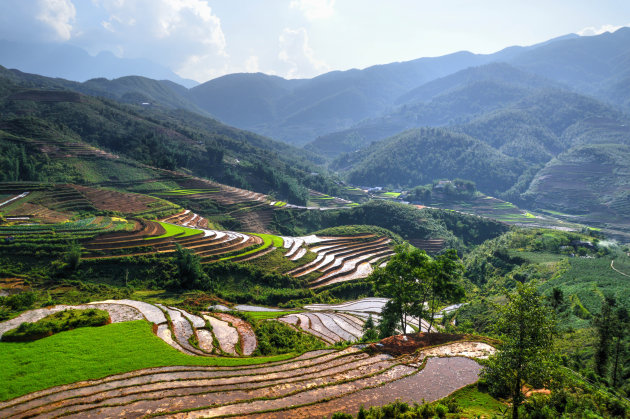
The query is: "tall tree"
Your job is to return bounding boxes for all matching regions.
[172,244,210,290]
[481,283,557,419]
[593,295,616,377]
[611,307,628,388]
[369,244,463,334]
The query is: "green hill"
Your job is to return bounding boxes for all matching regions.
[332,128,527,194]
[523,143,630,222]
[0,72,338,205]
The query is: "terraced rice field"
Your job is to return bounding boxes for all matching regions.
[279,298,431,344]
[0,217,132,241]
[73,185,178,216]
[0,300,256,358]
[0,341,487,418]
[160,210,209,228]
[86,223,395,285]
[286,235,395,288]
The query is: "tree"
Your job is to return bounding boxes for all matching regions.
[593,295,616,377]
[481,283,557,419]
[369,244,464,334]
[425,249,465,331]
[611,307,628,388]
[361,314,379,342]
[172,244,210,290]
[65,242,82,271]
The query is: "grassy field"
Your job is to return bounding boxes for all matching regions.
[442,384,506,417]
[0,321,294,402]
[146,221,203,240]
[218,233,284,261]
[243,310,302,320]
[539,255,630,324]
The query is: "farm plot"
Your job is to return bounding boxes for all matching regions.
[72,184,177,216]
[284,235,395,288]
[0,217,133,250]
[160,209,209,228]
[0,344,486,419]
[281,298,431,344]
[0,299,257,358]
[83,222,270,262]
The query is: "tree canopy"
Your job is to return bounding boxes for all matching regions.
[369,244,464,335]
[481,282,558,419]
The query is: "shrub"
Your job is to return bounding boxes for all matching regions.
[434,403,448,418]
[3,291,37,311]
[252,320,324,355]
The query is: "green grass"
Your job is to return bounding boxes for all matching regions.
[442,384,506,417]
[0,320,294,402]
[380,192,401,198]
[154,189,219,196]
[145,221,203,240]
[218,233,283,261]
[539,255,630,322]
[244,310,302,320]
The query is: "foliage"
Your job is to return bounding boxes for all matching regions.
[2,309,109,342]
[369,244,464,333]
[481,282,558,419]
[593,295,617,378]
[333,127,528,195]
[170,244,210,291]
[252,320,324,355]
[361,314,379,342]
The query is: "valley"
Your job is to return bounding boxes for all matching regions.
[1,24,630,419]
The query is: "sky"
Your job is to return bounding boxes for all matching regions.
[0,0,629,83]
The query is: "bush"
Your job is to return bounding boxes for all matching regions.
[434,403,448,418]
[2,291,37,311]
[253,320,324,355]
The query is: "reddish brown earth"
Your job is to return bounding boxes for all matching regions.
[370,333,469,355]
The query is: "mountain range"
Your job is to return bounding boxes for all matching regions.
[1,28,630,234]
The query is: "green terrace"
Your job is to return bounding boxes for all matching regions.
[0,217,132,235]
[144,222,204,240]
[152,189,220,196]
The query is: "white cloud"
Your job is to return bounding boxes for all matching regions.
[36,0,76,41]
[278,27,328,78]
[290,0,335,20]
[245,55,260,73]
[77,0,227,81]
[577,23,629,36]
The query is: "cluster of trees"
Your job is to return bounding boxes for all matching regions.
[593,296,629,390]
[273,200,508,252]
[333,127,527,194]
[406,178,477,204]
[369,245,464,336]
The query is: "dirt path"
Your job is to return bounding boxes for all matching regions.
[611,260,630,278]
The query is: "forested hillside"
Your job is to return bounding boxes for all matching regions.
[331,128,527,194]
[0,69,338,205]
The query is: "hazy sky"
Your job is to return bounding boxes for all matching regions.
[1,0,629,82]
